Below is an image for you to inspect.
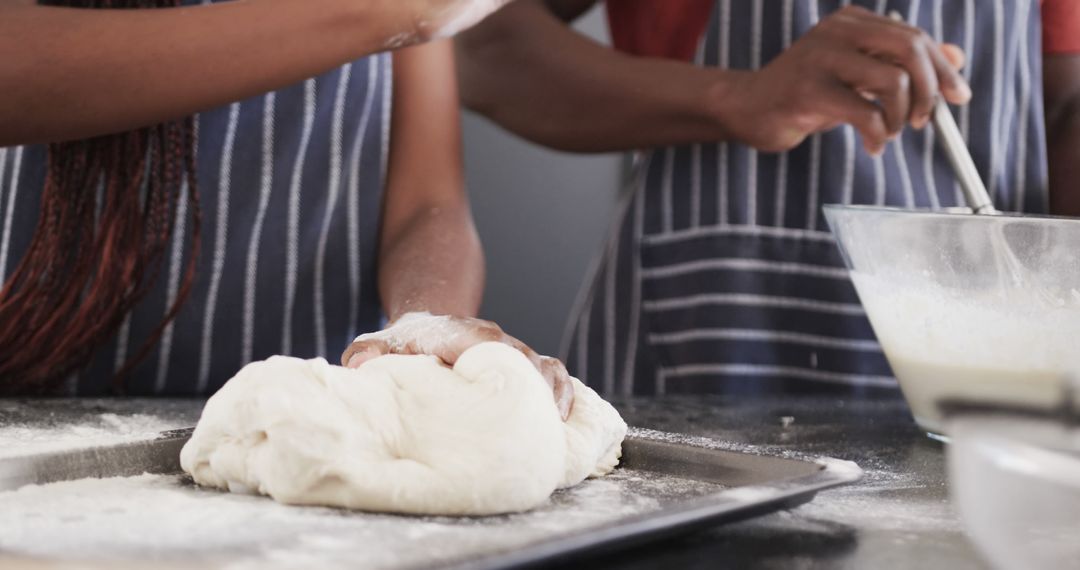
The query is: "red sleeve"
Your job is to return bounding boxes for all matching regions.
[605,0,714,61]
[604,1,1080,58]
[1042,0,1080,54]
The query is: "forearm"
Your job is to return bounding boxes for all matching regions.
[456,0,738,153]
[378,205,484,322]
[0,0,416,146]
[377,42,483,323]
[1047,102,1080,217]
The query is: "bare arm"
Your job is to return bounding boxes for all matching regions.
[457,1,970,154]
[456,0,731,153]
[376,41,484,322]
[1044,54,1080,217]
[340,41,574,417]
[0,0,511,146]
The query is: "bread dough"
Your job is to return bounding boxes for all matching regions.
[179,342,627,516]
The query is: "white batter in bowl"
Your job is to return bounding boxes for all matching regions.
[826,206,1080,434]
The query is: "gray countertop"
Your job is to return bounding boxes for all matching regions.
[590,394,989,570]
[0,394,989,570]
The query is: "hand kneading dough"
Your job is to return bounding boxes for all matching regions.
[179,342,627,515]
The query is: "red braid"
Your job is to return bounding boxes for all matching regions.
[0,0,201,395]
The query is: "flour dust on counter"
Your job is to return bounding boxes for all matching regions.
[0,399,192,460]
[0,465,722,569]
[180,342,628,515]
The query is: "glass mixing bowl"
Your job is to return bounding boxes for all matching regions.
[824,205,1080,435]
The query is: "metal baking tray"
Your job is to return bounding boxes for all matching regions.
[0,427,861,570]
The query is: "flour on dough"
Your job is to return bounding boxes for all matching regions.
[179,342,627,516]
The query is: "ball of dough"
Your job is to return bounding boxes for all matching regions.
[179,342,627,516]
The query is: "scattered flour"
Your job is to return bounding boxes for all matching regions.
[815,456,864,479]
[0,410,887,568]
[721,486,782,503]
[627,430,956,534]
[797,474,961,533]
[0,467,715,570]
[0,413,186,460]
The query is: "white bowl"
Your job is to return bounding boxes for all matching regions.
[947,411,1080,569]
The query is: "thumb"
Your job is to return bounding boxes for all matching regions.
[342,338,391,369]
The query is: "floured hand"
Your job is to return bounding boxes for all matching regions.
[342,312,574,420]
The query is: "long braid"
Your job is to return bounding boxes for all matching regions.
[0,0,201,395]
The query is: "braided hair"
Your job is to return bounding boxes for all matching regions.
[0,0,201,395]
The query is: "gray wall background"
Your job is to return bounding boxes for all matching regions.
[462,6,623,357]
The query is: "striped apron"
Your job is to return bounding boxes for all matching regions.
[0,53,392,396]
[564,0,1048,397]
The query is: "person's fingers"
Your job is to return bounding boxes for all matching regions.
[830,14,938,127]
[342,338,391,368]
[495,334,573,419]
[922,40,972,105]
[824,49,912,136]
[941,43,966,70]
[431,321,506,366]
[541,356,575,421]
[831,7,970,117]
[345,315,574,419]
[504,336,547,375]
[817,80,891,155]
[867,12,971,105]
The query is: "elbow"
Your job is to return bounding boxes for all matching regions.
[453,25,511,117]
[453,43,493,115]
[454,1,541,117]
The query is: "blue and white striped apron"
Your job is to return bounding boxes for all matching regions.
[0,54,392,396]
[564,0,1048,397]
